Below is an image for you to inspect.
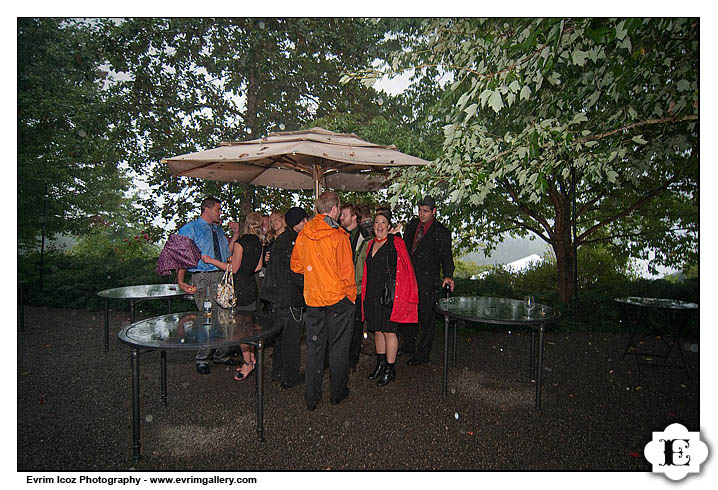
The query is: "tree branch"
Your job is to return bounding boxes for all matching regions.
[576,177,677,246]
[500,177,555,240]
[475,114,698,166]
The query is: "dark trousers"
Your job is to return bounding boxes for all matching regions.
[399,285,440,361]
[348,294,363,369]
[270,306,304,385]
[304,297,354,405]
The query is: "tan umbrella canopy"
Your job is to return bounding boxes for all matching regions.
[162,127,430,199]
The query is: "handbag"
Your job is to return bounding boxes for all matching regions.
[380,239,395,308]
[216,259,237,309]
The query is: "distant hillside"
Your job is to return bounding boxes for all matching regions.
[460,235,552,266]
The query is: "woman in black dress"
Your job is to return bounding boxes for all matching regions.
[202,211,263,380]
[362,209,418,386]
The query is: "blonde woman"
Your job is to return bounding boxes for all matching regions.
[202,211,264,380]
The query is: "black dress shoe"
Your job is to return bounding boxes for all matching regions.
[280,378,305,390]
[213,358,241,366]
[396,348,413,358]
[407,356,429,366]
[196,364,211,375]
[330,388,350,405]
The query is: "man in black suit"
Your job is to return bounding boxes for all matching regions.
[400,195,455,366]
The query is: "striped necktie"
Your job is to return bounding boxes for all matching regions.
[412,222,424,254]
[212,227,222,260]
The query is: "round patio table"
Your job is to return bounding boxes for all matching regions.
[436,296,561,410]
[117,310,281,461]
[614,296,698,377]
[97,284,189,352]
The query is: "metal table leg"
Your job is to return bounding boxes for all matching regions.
[160,350,168,406]
[18,282,25,332]
[256,340,264,442]
[452,321,457,367]
[530,330,536,380]
[535,326,544,410]
[130,300,136,324]
[442,314,449,396]
[167,299,172,314]
[104,300,110,352]
[130,348,141,461]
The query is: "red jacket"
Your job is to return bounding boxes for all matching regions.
[361,235,419,324]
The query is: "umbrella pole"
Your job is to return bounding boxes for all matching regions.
[313,165,321,209]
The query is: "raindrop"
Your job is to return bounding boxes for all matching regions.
[307,265,313,271]
[377,97,383,106]
[247,128,252,134]
[78,129,87,138]
[454,412,460,420]
[145,414,153,423]
[450,387,456,395]
[279,123,285,130]
[312,335,318,341]
[258,20,265,29]
[428,114,433,122]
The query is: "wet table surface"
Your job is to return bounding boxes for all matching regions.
[614,296,698,310]
[438,296,561,325]
[98,284,189,300]
[118,310,281,461]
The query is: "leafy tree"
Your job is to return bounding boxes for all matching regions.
[98,18,399,232]
[362,18,698,302]
[17,18,133,248]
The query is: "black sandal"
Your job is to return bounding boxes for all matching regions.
[233,361,255,381]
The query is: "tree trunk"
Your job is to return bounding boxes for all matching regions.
[551,190,575,304]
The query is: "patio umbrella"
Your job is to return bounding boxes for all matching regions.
[161,127,431,200]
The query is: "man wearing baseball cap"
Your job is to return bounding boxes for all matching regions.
[400,195,455,366]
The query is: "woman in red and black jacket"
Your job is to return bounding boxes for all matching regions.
[361,208,419,386]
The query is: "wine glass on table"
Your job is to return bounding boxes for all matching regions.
[524,295,535,317]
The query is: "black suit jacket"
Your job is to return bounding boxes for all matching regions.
[403,217,455,291]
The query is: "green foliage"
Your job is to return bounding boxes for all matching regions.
[357,18,699,303]
[18,18,134,248]
[453,259,492,279]
[18,250,187,314]
[97,18,401,235]
[69,227,160,263]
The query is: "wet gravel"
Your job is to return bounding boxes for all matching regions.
[17,306,699,471]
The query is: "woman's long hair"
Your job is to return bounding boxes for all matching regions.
[243,211,263,237]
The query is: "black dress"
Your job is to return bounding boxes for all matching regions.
[364,238,399,334]
[233,234,262,309]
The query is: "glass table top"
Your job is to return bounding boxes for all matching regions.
[614,296,698,310]
[437,296,560,325]
[118,310,281,350]
[97,284,189,300]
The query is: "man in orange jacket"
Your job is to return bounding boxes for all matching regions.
[291,191,357,410]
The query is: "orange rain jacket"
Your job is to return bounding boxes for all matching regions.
[290,214,357,307]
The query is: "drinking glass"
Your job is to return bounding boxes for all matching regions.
[524,295,535,316]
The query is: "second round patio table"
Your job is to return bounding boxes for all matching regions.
[97,284,189,352]
[437,296,561,410]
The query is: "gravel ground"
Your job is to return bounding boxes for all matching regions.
[17,305,700,472]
